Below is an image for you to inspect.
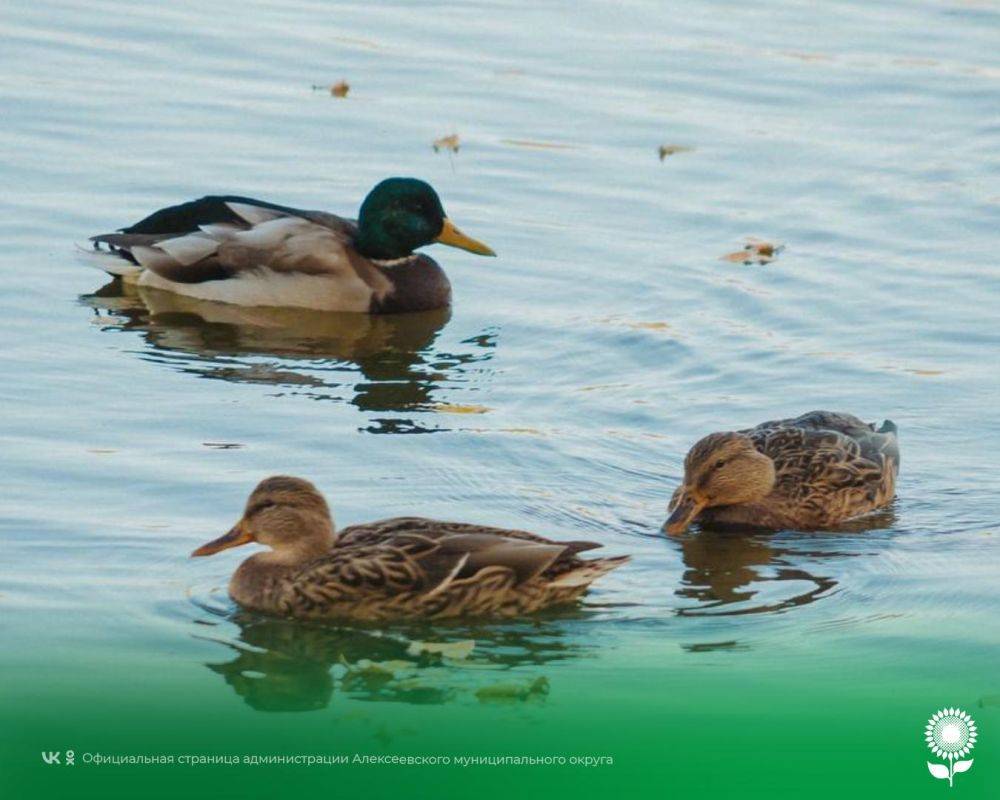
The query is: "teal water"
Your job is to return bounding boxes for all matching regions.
[1,0,998,797]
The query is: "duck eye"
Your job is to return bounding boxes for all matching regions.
[714,459,726,469]
[249,500,276,516]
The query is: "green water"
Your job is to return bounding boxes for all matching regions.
[1,0,998,797]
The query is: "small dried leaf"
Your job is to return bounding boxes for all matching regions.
[433,133,461,153]
[721,238,785,265]
[658,144,694,161]
[330,81,350,98]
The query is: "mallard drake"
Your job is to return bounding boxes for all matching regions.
[85,178,495,313]
[665,411,899,534]
[192,476,628,621]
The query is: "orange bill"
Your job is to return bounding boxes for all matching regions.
[191,522,254,557]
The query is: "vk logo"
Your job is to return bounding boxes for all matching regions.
[41,751,61,765]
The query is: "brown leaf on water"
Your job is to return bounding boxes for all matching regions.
[433,133,460,153]
[658,144,694,161]
[310,81,350,97]
[721,237,784,265]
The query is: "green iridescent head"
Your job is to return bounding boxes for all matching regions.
[353,178,495,260]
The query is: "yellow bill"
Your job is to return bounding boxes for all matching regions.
[435,218,496,256]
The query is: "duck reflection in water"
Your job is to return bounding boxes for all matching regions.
[201,610,589,712]
[82,280,496,433]
[674,510,895,617]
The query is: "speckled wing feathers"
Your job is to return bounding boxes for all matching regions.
[270,517,626,621]
[733,411,899,528]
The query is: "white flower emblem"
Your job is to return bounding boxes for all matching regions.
[925,708,977,787]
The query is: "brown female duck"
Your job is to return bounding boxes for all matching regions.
[193,476,628,621]
[665,411,899,534]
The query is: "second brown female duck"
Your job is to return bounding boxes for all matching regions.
[665,411,900,534]
[192,476,628,621]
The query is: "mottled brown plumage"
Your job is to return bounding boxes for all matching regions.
[193,476,628,621]
[665,411,899,534]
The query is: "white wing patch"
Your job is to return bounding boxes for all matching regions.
[155,233,220,265]
[230,216,305,250]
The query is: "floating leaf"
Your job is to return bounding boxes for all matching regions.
[433,133,460,153]
[927,762,950,780]
[658,144,694,161]
[721,238,785,265]
[310,81,350,97]
[954,759,974,773]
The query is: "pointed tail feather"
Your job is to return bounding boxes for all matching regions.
[549,555,630,588]
[75,244,142,278]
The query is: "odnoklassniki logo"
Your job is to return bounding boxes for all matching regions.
[925,708,977,787]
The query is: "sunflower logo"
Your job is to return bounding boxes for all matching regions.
[925,708,977,787]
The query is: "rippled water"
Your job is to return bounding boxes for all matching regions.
[2,0,998,797]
